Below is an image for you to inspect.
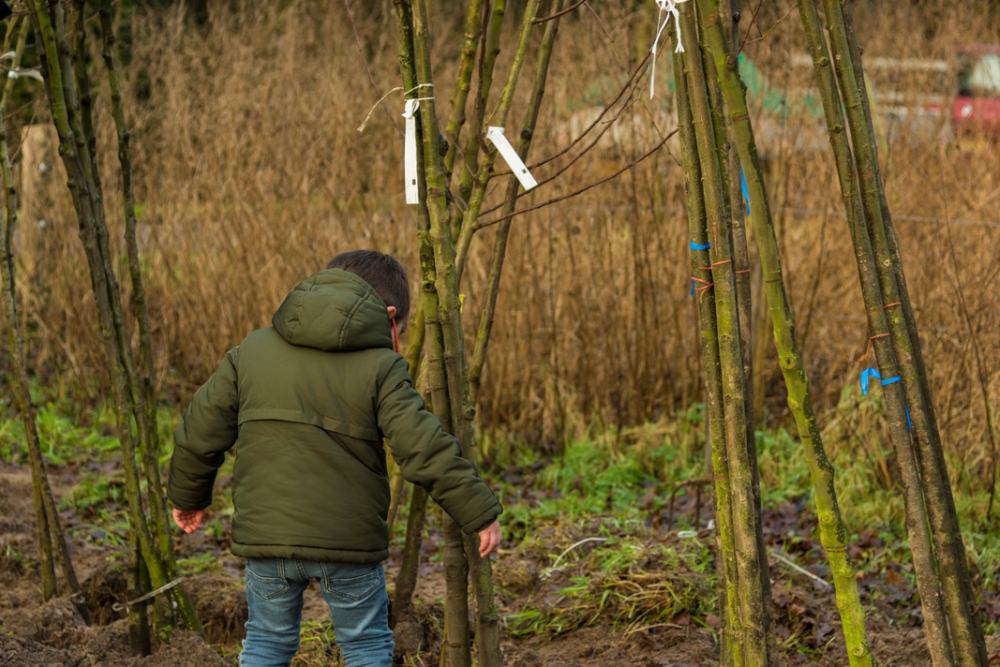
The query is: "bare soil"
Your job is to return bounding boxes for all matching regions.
[1,462,997,666]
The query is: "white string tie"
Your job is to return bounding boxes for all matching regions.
[357,83,434,133]
[650,0,689,99]
[112,577,184,612]
[4,67,43,82]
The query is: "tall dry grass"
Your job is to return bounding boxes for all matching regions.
[3,1,998,481]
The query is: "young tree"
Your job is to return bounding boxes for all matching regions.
[671,3,774,660]
[0,14,88,624]
[692,0,873,663]
[24,0,202,649]
[795,1,987,664]
[386,0,666,663]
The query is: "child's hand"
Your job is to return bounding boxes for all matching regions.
[477,520,502,557]
[172,508,206,534]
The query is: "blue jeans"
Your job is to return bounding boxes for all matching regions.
[239,558,394,667]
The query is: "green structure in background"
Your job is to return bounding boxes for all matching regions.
[573,53,825,118]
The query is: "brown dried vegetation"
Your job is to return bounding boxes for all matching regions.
[3,0,998,477]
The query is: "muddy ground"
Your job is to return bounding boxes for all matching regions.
[1,462,998,666]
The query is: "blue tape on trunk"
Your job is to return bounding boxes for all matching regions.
[741,168,750,217]
[860,368,910,430]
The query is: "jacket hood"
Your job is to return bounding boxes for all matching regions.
[272,269,394,351]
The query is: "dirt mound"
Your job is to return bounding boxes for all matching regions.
[0,463,234,666]
[0,625,229,667]
[0,593,227,667]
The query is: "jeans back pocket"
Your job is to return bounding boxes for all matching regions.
[245,559,292,601]
[320,563,382,602]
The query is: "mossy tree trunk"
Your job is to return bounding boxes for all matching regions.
[692,1,874,664]
[0,14,56,607]
[820,5,985,665]
[796,0,986,665]
[25,0,202,647]
[670,39,741,665]
[390,1,562,664]
[671,4,774,663]
[0,13,89,626]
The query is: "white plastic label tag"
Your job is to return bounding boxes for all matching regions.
[486,126,537,191]
[402,99,420,205]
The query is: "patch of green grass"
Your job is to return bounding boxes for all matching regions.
[0,399,120,464]
[0,394,182,467]
[177,551,220,576]
[209,642,240,666]
[483,407,708,545]
[62,475,127,510]
[3,389,998,657]
[0,417,22,462]
[3,543,24,564]
[757,428,811,506]
[486,397,999,646]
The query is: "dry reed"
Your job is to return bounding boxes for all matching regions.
[2,0,998,489]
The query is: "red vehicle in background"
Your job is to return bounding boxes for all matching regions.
[953,45,1000,136]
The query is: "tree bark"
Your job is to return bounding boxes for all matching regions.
[671,29,741,667]
[27,0,202,642]
[694,2,874,663]
[676,4,773,663]
[797,2,957,665]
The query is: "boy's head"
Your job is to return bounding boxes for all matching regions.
[327,250,410,331]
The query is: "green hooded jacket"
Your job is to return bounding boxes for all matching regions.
[167,268,502,563]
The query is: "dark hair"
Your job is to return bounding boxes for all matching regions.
[327,250,410,327]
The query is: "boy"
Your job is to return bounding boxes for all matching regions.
[167,250,503,667]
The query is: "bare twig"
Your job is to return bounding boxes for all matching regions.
[935,164,999,521]
[476,131,674,230]
[741,9,794,49]
[737,0,764,54]
[344,0,403,136]
[667,478,712,531]
[529,40,651,170]
[769,549,831,588]
[534,0,586,24]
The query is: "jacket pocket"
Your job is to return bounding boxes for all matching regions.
[319,563,382,602]
[245,559,292,601]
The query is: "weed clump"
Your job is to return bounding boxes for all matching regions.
[504,534,717,638]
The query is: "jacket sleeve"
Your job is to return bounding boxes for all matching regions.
[376,357,502,534]
[167,347,240,510]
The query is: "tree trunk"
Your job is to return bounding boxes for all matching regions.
[27,0,201,642]
[796,1,958,665]
[1,15,89,624]
[819,3,986,665]
[675,5,774,662]
[670,29,741,667]
[694,1,874,663]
